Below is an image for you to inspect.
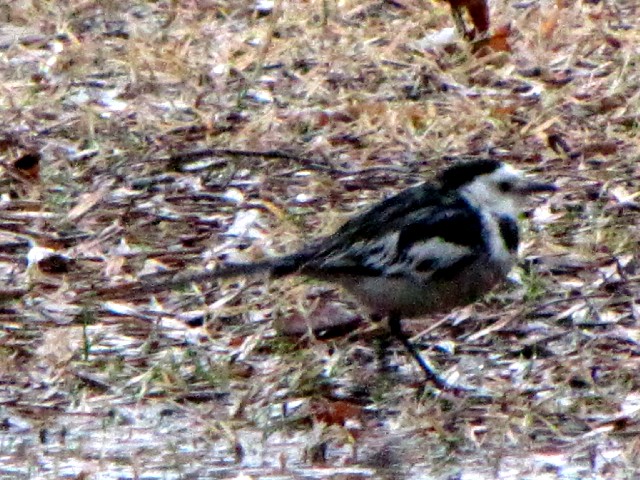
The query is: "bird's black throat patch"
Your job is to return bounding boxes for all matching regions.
[497,215,519,252]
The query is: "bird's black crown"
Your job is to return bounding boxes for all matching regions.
[437,159,502,192]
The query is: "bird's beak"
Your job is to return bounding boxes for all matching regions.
[519,181,558,194]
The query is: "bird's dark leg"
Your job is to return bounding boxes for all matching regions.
[387,312,449,389]
[370,313,394,372]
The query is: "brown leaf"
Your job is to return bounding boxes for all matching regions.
[0,288,28,301]
[472,24,512,55]
[581,141,618,158]
[540,7,560,39]
[542,70,573,87]
[604,34,622,49]
[13,152,41,181]
[275,301,362,338]
[37,254,74,274]
[228,335,245,348]
[309,398,362,426]
[598,95,626,113]
[492,105,518,117]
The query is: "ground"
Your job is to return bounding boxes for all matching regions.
[1,1,640,479]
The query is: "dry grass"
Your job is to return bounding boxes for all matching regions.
[1,0,640,478]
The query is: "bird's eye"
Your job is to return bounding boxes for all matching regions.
[498,181,512,193]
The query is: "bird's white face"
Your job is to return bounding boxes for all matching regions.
[460,163,555,217]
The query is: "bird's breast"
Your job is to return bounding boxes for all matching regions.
[339,252,515,319]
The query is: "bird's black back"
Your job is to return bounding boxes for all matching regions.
[319,182,445,248]
[265,159,507,278]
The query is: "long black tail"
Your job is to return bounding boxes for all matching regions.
[85,252,313,300]
[209,252,312,279]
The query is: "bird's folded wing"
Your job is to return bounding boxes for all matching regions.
[303,207,485,280]
[320,183,444,246]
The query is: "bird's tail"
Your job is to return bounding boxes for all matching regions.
[84,252,313,300]
[209,251,312,279]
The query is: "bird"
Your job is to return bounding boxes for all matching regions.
[91,159,556,388]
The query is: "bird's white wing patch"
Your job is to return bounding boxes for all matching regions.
[384,237,473,277]
[412,238,472,267]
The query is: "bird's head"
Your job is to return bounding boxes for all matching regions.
[438,159,557,217]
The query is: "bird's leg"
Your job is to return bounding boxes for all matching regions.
[387,312,449,389]
[370,313,394,372]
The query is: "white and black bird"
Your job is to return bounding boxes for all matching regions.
[95,159,556,387]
